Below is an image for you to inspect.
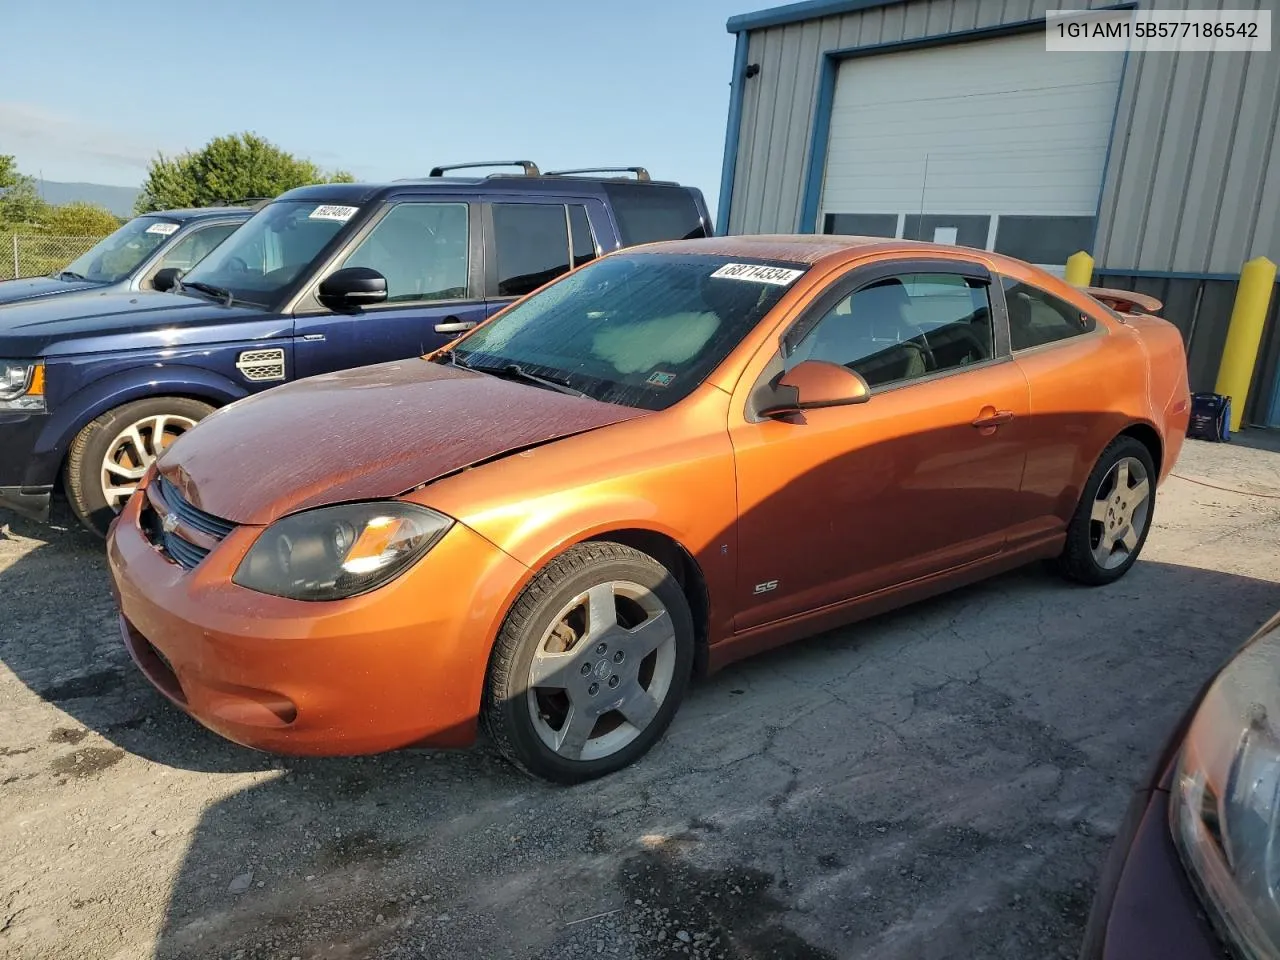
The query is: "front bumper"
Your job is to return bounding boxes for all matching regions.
[106,489,530,755]
[0,412,54,520]
[0,484,52,521]
[1080,686,1229,960]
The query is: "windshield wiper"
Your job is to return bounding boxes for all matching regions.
[494,363,586,397]
[56,271,89,282]
[182,280,235,307]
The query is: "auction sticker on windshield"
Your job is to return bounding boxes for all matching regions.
[309,205,359,222]
[145,222,180,236]
[711,263,805,285]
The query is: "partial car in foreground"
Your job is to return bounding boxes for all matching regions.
[107,234,1191,782]
[0,203,257,306]
[1081,610,1280,960]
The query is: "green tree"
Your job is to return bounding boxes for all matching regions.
[134,133,354,214]
[40,201,122,236]
[0,154,48,226]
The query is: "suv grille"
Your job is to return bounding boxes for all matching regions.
[140,477,236,570]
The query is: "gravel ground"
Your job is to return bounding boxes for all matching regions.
[2,436,1280,960]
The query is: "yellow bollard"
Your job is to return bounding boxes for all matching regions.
[1064,251,1094,287]
[1216,255,1278,432]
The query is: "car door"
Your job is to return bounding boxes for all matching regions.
[729,259,1031,631]
[480,198,606,318]
[291,199,486,379]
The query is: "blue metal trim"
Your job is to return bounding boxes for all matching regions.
[1093,268,1248,282]
[727,0,906,34]
[717,32,751,235]
[798,53,838,234]
[1089,3,1139,256]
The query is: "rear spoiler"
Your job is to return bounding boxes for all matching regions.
[1086,286,1163,316]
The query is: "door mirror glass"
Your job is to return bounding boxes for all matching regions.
[152,267,183,293]
[761,360,870,418]
[318,266,388,310]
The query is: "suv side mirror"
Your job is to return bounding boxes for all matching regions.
[152,267,183,293]
[759,360,870,418]
[318,267,388,310]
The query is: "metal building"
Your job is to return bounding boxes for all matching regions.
[718,0,1280,426]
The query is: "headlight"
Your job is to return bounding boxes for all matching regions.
[233,501,453,601]
[1172,611,1280,959]
[0,360,45,411]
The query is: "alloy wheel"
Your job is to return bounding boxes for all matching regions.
[99,414,197,510]
[1089,455,1152,570]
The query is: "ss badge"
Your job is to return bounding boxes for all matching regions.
[753,580,780,595]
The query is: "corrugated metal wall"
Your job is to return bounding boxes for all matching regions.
[727,0,1280,276]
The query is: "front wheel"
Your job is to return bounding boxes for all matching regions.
[1056,436,1156,585]
[482,542,695,783]
[64,397,214,536]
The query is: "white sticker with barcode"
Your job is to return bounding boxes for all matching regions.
[710,263,804,285]
[145,222,180,236]
[308,204,359,222]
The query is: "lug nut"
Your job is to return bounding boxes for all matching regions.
[595,643,607,655]
[613,651,624,663]
[588,683,600,696]
[580,663,592,676]
[608,676,620,689]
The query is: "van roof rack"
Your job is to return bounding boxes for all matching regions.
[428,160,540,178]
[546,166,651,182]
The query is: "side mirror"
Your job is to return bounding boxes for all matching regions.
[759,360,870,419]
[152,267,183,293]
[318,266,388,310]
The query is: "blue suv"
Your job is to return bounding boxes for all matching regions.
[0,203,258,306]
[0,162,711,534]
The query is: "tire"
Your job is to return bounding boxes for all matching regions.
[1056,435,1157,586]
[482,542,695,784]
[65,396,215,537]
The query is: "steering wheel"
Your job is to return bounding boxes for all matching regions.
[225,256,249,275]
[902,323,938,370]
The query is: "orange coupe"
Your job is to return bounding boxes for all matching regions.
[106,235,1191,782]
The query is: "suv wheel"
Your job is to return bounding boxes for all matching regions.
[65,397,214,536]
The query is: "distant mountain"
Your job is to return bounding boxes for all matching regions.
[36,180,140,217]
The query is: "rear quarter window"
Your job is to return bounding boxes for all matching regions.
[602,183,707,246]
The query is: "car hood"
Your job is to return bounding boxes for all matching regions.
[0,289,269,357]
[158,359,647,525]
[0,275,104,306]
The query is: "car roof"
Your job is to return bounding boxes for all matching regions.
[150,206,256,221]
[277,175,695,206]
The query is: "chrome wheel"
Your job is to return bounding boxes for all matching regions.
[526,580,678,762]
[1089,456,1151,570]
[99,414,196,509]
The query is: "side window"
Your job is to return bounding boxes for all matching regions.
[569,205,597,268]
[1002,277,1097,350]
[492,203,571,297]
[154,223,239,274]
[601,183,706,245]
[789,273,994,388]
[341,202,469,304]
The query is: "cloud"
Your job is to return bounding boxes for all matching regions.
[0,101,174,183]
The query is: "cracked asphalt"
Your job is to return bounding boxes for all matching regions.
[2,437,1280,960]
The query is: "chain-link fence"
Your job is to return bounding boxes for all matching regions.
[1,235,105,281]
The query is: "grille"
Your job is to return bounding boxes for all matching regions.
[236,348,286,382]
[141,478,236,571]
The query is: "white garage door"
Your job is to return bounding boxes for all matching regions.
[817,31,1123,269]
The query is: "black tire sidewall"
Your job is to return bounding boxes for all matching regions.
[488,549,695,784]
[68,397,214,536]
[1068,437,1157,583]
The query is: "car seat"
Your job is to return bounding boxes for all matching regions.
[809,279,928,386]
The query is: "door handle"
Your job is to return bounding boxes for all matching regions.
[434,319,477,334]
[972,409,1015,429]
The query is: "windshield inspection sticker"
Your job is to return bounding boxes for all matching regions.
[145,222,180,236]
[309,204,359,223]
[646,371,677,388]
[711,263,804,286]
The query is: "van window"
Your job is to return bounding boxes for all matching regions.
[602,183,706,246]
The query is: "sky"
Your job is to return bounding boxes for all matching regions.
[0,0,759,219]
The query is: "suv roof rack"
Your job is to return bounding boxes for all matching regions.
[428,160,540,178]
[545,166,651,182]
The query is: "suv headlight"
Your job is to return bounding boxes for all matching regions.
[1172,611,1280,959]
[233,501,453,601]
[0,360,46,411]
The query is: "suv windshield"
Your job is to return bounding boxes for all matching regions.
[60,216,180,284]
[451,253,804,410]
[180,200,357,307]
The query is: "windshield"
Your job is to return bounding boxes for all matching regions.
[452,254,805,410]
[60,216,180,283]
[180,200,358,307]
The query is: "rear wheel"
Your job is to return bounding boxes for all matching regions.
[65,397,214,536]
[482,542,695,783]
[1056,436,1156,585]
